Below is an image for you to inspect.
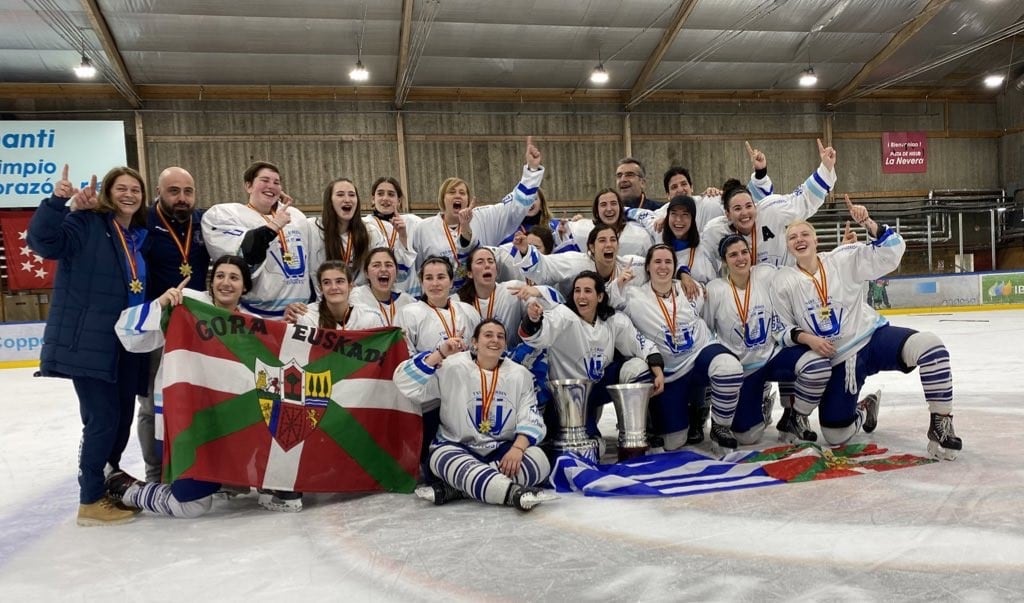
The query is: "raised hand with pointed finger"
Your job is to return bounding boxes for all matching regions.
[818,138,837,171]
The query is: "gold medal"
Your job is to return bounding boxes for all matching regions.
[156,204,194,281]
[283,252,294,263]
[818,305,831,321]
[129,279,144,294]
[477,362,500,437]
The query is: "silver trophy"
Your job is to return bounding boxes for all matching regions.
[607,383,652,461]
[547,379,600,462]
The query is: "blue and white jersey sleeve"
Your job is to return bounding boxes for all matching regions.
[513,248,591,297]
[469,165,544,247]
[754,162,835,224]
[114,289,214,353]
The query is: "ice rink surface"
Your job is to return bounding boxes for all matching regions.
[1,309,1022,602]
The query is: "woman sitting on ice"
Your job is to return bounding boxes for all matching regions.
[394,319,557,511]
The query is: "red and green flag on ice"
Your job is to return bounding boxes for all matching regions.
[552,442,936,497]
[160,297,420,493]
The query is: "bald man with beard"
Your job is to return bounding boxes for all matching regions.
[138,166,210,482]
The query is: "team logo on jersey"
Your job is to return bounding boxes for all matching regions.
[255,359,330,451]
[469,394,512,435]
[271,233,307,280]
[735,307,770,348]
[806,303,843,337]
[662,325,695,355]
[585,352,605,381]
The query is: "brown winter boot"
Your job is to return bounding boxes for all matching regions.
[77,495,136,526]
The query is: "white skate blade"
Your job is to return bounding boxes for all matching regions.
[257,493,303,513]
[518,491,559,510]
[927,440,960,461]
[413,485,437,503]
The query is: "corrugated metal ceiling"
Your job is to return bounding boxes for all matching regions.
[1,0,1022,103]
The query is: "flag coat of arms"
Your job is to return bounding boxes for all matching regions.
[1,211,57,290]
[162,297,420,493]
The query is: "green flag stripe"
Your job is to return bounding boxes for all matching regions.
[302,328,407,375]
[318,404,417,493]
[168,391,264,482]
[180,296,403,382]
[789,459,828,482]
[179,297,281,368]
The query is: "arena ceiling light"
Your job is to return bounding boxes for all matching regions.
[590,64,609,85]
[349,1,369,83]
[983,74,1005,88]
[73,55,95,79]
[349,60,369,82]
[799,67,818,87]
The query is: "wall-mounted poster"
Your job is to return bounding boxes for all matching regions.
[881,131,927,174]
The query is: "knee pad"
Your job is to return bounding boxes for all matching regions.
[619,357,650,384]
[708,354,742,379]
[178,496,214,519]
[734,423,765,446]
[901,331,946,368]
[821,423,858,446]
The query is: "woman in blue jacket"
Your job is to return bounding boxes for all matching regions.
[28,164,150,526]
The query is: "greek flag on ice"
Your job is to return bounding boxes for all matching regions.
[553,442,937,497]
[552,450,782,497]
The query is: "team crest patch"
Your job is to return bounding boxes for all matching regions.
[255,359,331,451]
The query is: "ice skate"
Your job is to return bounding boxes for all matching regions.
[859,390,881,434]
[927,413,962,461]
[216,485,251,499]
[257,489,303,512]
[414,482,465,506]
[776,407,817,442]
[709,421,737,456]
[761,388,778,428]
[776,408,817,443]
[77,495,136,526]
[104,470,142,503]
[505,485,558,512]
[686,404,709,445]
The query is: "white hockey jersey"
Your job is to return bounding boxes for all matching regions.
[201,202,313,317]
[362,214,419,293]
[703,265,786,375]
[294,302,387,330]
[699,162,836,272]
[452,280,561,348]
[394,351,545,454]
[350,284,416,327]
[394,299,482,355]
[512,247,646,306]
[619,283,718,382]
[770,229,905,365]
[567,219,653,257]
[409,165,544,290]
[521,303,658,383]
[305,216,387,290]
